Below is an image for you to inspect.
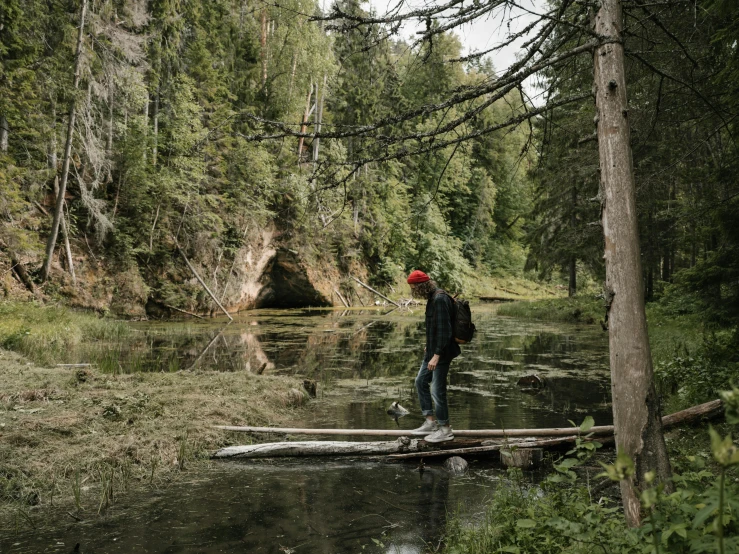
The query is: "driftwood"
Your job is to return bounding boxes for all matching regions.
[333,288,349,307]
[213,397,721,461]
[162,303,205,320]
[215,437,421,458]
[215,399,723,439]
[387,436,579,460]
[215,437,486,459]
[351,276,401,308]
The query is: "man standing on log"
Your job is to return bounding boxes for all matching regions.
[407,270,460,443]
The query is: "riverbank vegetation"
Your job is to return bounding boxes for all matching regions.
[0,346,311,526]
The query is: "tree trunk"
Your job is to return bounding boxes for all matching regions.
[53,176,76,284]
[593,0,672,527]
[41,0,88,283]
[312,74,327,163]
[152,88,159,166]
[569,185,577,297]
[568,257,576,297]
[0,114,8,152]
[260,9,268,87]
[297,83,313,161]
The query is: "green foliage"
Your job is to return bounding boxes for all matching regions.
[446,413,739,554]
[498,297,602,325]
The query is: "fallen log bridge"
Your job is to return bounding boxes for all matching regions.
[213,399,722,459]
[215,398,722,438]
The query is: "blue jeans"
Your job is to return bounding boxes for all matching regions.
[415,358,451,426]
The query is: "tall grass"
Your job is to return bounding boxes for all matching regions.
[0,301,129,365]
[497,296,603,324]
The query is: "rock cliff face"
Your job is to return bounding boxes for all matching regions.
[221,227,332,312]
[6,224,336,317]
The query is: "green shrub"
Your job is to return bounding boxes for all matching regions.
[446,412,739,554]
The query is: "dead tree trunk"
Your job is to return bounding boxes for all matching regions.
[41,0,88,282]
[152,88,159,166]
[593,0,672,526]
[312,74,327,163]
[53,176,76,284]
[297,83,313,161]
[0,114,8,152]
[260,9,268,87]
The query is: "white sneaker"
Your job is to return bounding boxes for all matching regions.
[424,425,454,443]
[412,419,439,434]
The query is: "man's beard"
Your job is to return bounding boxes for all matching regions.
[411,286,427,299]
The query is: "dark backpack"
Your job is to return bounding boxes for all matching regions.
[437,291,476,344]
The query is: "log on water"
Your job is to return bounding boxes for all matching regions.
[214,399,724,439]
[214,425,615,437]
[214,437,422,458]
[387,436,581,460]
[214,437,485,459]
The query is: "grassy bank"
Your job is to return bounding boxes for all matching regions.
[0,301,130,366]
[0,344,312,529]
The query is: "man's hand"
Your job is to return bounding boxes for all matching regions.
[428,354,440,371]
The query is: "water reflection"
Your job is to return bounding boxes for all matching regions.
[5,462,480,554]
[69,305,612,430]
[5,306,611,553]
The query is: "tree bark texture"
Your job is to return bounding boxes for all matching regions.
[41,0,88,282]
[593,0,673,526]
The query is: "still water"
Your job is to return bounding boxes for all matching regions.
[5,304,611,553]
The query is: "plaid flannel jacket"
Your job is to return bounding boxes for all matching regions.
[424,289,461,362]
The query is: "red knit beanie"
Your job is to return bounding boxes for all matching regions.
[407,270,430,284]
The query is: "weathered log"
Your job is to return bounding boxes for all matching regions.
[214,425,614,437]
[162,303,205,320]
[351,276,401,308]
[215,399,723,438]
[334,288,349,307]
[387,436,579,460]
[501,447,544,469]
[214,437,421,458]
[661,398,723,428]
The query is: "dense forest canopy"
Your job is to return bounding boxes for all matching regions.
[0,0,737,321]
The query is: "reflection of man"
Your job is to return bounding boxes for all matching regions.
[407,270,460,443]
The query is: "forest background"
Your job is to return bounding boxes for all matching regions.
[2,0,739,546]
[1,0,737,324]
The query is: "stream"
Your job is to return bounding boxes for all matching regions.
[4,304,611,553]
